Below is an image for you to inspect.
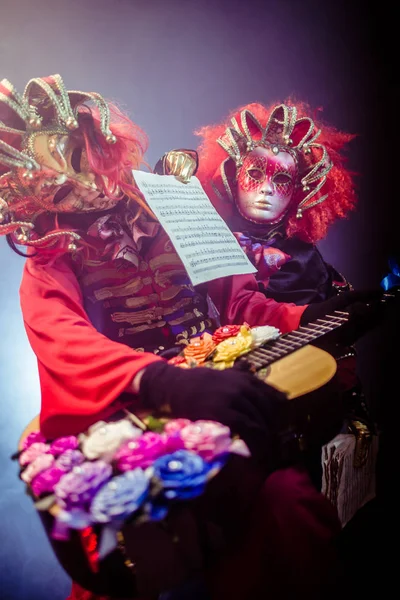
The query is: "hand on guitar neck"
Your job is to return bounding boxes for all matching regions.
[300,288,395,345]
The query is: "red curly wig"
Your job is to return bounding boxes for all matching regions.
[196,100,356,243]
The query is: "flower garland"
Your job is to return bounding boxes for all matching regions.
[174,323,280,369]
[17,323,280,565]
[17,417,250,560]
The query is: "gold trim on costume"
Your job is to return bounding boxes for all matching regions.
[93,276,151,301]
[111,297,194,325]
[149,253,184,270]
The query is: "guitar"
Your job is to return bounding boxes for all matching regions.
[18,289,398,447]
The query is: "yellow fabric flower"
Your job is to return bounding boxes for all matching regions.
[212,325,253,367]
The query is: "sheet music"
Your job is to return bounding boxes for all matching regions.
[132,171,256,286]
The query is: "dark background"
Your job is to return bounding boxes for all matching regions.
[0,0,398,598]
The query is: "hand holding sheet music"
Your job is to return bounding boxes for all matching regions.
[133,171,256,286]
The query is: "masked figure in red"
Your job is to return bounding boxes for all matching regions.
[195,101,376,503]
[2,78,368,600]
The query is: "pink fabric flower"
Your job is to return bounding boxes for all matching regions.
[179,421,232,461]
[19,442,51,467]
[21,431,46,450]
[115,432,178,472]
[50,436,79,456]
[163,419,191,435]
[21,453,55,484]
[31,466,67,497]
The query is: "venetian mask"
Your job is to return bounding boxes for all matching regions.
[16,131,119,214]
[235,146,297,224]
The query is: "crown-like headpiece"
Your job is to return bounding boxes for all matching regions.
[0,74,118,249]
[215,104,332,218]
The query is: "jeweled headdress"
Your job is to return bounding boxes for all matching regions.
[0,74,119,250]
[215,103,332,219]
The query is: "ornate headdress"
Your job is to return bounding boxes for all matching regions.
[196,101,356,243]
[0,74,123,251]
[215,104,332,219]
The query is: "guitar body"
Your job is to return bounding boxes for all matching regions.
[264,344,337,400]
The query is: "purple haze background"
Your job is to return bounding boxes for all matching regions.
[0,1,397,598]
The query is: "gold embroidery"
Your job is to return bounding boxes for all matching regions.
[82,269,135,286]
[176,331,189,345]
[111,297,193,325]
[149,253,183,271]
[83,259,111,268]
[112,308,164,325]
[154,269,187,288]
[123,321,166,335]
[125,293,159,308]
[175,319,213,345]
[169,311,203,326]
[94,276,152,301]
[159,284,194,301]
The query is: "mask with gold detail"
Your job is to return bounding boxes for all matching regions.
[0,74,122,250]
[214,104,332,225]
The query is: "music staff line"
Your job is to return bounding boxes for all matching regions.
[193,261,250,275]
[190,253,247,268]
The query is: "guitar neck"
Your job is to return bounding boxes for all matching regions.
[241,310,350,371]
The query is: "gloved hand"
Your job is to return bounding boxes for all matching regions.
[300,289,384,344]
[139,361,287,466]
[153,149,198,183]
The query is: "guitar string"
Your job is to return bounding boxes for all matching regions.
[243,312,349,369]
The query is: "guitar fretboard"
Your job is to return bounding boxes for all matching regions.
[240,310,349,371]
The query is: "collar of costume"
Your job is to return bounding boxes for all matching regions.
[86,209,160,268]
[234,232,290,284]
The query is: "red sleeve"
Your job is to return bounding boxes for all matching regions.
[20,257,163,438]
[208,273,307,334]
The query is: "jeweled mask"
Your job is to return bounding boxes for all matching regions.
[215,104,333,225]
[0,74,119,247]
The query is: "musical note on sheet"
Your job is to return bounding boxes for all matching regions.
[132,171,256,286]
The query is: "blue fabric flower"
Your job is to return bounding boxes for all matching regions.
[90,468,150,523]
[153,449,213,501]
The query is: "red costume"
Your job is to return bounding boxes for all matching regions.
[1,75,342,600]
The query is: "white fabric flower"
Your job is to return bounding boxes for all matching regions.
[80,419,143,461]
[250,325,281,348]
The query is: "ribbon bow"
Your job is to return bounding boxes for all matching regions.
[380,258,400,291]
[234,232,291,284]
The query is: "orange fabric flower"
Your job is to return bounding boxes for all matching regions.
[183,332,216,365]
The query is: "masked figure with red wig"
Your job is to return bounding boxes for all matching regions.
[193,102,376,500]
[1,77,371,600]
[195,101,359,307]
